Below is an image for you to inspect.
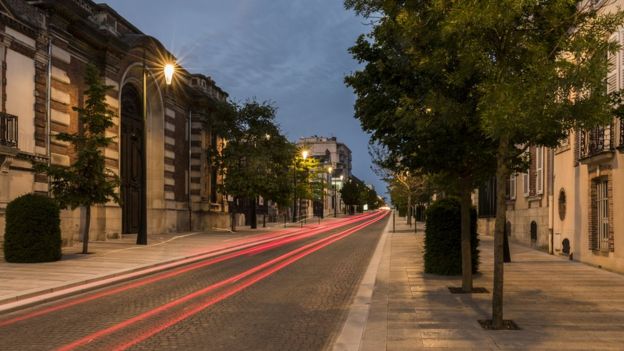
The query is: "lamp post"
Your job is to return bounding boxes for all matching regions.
[292,149,308,223]
[137,58,175,246]
[338,175,344,216]
[328,166,336,218]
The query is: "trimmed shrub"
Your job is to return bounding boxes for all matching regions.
[424,197,479,275]
[4,193,62,263]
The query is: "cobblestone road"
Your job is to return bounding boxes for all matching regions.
[0,212,389,351]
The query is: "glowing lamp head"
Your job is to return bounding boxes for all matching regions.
[302,150,309,160]
[340,175,344,181]
[164,63,175,85]
[328,166,333,174]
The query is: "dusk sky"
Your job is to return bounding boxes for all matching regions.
[104,0,386,196]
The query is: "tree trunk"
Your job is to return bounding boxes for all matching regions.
[251,197,257,229]
[492,134,510,328]
[231,199,237,232]
[460,187,473,293]
[82,206,91,254]
[407,194,412,225]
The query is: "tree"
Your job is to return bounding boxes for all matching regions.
[346,0,624,328]
[345,0,497,294]
[340,178,369,214]
[216,100,295,229]
[443,0,624,329]
[36,65,119,254]
[291,151,321,221]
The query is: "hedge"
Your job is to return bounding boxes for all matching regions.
[4,193,62,263]
[424,197,479,275]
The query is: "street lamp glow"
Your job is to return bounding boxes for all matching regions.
[164,63,175,85]
[302,150,309,160]
[340,175,344,181]
[328,166,333,174]
[265,133,271,140]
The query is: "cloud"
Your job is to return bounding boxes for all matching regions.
[106,0,386,196]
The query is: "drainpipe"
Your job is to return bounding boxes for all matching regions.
[46,38,52,192]
[188,109,192,231]
[548,148,555,255]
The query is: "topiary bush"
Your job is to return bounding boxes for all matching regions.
[4,193,62,263]
[424,197,479,275]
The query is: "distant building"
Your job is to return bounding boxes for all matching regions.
[297,136,353,217]
[297,136,352,179]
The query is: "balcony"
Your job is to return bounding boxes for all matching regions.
[578,123,614,165]
[0,112,17,150]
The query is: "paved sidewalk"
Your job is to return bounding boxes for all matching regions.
[347,218,624,350]
[0,221,309,309]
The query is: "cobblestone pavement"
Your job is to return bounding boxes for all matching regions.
[0,212,389,351]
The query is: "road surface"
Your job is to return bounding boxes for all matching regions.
[0,211,389,351]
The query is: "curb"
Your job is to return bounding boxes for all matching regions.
[331,212,393,351]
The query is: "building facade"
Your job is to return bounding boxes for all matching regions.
[297,136,353,217]
[475,0,624,273]
[0,0,228,245]
[477,146,555,251]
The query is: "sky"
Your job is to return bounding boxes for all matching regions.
[104,0,387,196]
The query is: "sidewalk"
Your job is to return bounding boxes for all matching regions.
[339,218,624,350]
[0,221,306,311]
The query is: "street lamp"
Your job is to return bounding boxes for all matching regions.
[293,149,309,223]
[137,59,175,246]
[164,63,175,86]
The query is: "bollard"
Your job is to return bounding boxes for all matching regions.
[392,209,396,233]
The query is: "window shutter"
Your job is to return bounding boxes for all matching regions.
[509,174,516,200]
[608,32,618,94]
[523,172,529,197]
[536,147,544,195]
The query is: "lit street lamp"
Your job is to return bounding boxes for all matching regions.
[292,149,308,223]
[137,58,175,246]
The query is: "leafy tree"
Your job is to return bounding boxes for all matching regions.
[340,178,370,214]
[291,151,321,221]
[215,100,295,229]
[347,0,624,328]
[36,65,119,254]
[345,0,497,293]
[442,0,624,328]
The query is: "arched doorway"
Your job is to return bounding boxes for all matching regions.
[120,84,144,234]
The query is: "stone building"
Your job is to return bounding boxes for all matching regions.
[476,1,624,273]
[0,0,229,245]
[297,136,353,217]
[477,147,555,251]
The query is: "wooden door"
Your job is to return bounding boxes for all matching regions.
[121,84,144,234]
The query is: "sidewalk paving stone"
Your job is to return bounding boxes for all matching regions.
[355,218,624,350]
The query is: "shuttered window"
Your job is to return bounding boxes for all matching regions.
[597,180,609,251]
[536,147,544,195]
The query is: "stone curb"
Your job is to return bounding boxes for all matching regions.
[331,212,393,351]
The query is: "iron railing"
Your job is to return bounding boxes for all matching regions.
[579,123,614,160]
[0,112,17,148]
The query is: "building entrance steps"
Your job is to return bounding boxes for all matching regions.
[0,219,340,314]
[335,216,624,350]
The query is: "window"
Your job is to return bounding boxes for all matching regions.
[523,172,530,197]
[596,180,609,250]
[506,173,516,200]
[536,147,544,195]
